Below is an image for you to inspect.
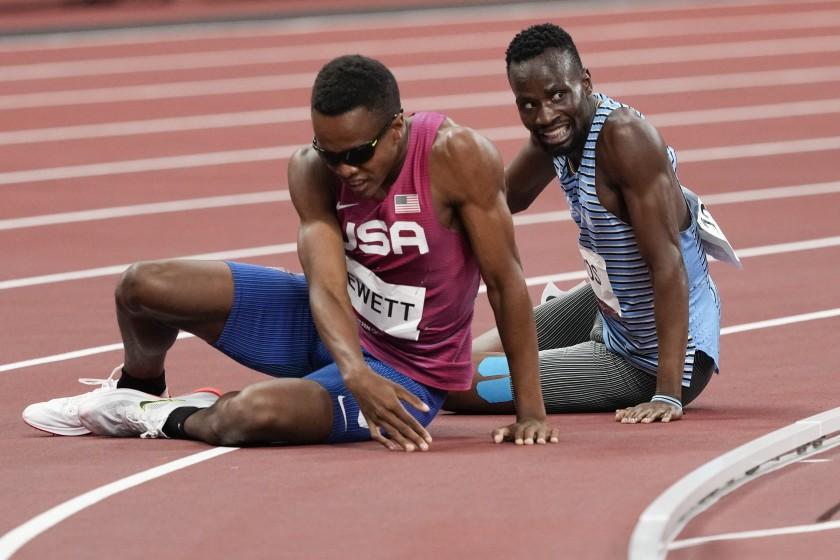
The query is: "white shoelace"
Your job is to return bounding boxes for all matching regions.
[76,364,122,394]
[61,364,122,416]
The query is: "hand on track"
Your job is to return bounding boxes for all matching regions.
[615,401,682,424]
[345,369,432,452]
[492,418,560,445]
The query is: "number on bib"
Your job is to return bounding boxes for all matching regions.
[578,245,622,317]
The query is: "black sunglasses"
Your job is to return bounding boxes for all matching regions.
[312,110,402,166]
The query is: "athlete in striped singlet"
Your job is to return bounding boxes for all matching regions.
[23,55,558,449]
[445,24,723,424]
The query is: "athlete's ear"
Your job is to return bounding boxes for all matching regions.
[393,110,406,144]
[581,68,593,95]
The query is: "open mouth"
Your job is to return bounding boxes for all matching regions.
[539,121,571,144]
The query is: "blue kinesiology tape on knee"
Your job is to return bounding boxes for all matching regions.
[476,377,513,404]
[477,355,510,377]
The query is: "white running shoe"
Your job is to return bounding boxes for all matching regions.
[78,388,221,439]
[22,365,169,436]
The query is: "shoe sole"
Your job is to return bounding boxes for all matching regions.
[22,416,91,436]
[22,387,222,436]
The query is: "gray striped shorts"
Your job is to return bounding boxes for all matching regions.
[530,282,714,413]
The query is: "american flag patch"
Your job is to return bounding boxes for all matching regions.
[394,193,420,214]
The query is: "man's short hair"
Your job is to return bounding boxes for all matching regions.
[311,55,401,119]
[505,23,583,72]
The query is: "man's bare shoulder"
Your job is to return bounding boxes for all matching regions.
[431,118,498,163]
[288,145,338,192]
[427,117,504,206]
[600,107,663,152]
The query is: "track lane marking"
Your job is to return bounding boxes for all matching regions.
[4,45,840,110]
[3,2,835,52]
[6,89,840,145]
[4,26,840,82]
[5,131,840,187]
[3,235,840,371]
[668,519,840,550]
[0,446,238,559]
[4,176,840,234]
[1,297,837,557]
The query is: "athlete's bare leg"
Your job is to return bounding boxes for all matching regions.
[115,260,233,379]
[184,378,333,446]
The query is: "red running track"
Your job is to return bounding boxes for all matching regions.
[2,1,840,558]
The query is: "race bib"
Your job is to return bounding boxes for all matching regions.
[578,245,622,317]
[682,187,742,268]
[345,257,425,341]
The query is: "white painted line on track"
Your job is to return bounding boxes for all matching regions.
[4,26,840,83]
[720,308,840,336]
[4,128,840,187]
[3,241,840,372]
[3,199,840,288]
[5,177,840,234]
[0,446,238,559]
[4,42,840,111]
[0,191,290,230]
[0,332,193,374]
[6,88,840,146]
[3,1,834,52]
[668,516,840,550]
[2,285,838,558]
[0,242,297,291]
[3,3,839,557]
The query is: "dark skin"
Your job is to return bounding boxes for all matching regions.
[113,105,558,450]
[293,106,558,447]
[447,48,690,424]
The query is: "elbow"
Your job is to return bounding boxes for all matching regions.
[506,194,530,214]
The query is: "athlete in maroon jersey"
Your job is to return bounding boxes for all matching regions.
[24,55,558,451]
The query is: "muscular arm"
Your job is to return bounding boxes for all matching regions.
[288,148,432,450]
[432,127,554,440]
[504,135,557,213]
[288,148,368,380]
[599,111,689,412]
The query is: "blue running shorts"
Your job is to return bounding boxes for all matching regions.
[213,261,446,443]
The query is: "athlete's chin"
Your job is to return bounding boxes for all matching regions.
[348,179,375,197]
[534,134,573,157]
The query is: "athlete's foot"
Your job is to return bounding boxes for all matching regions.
[22,365,169,436]
[78,388,220,438]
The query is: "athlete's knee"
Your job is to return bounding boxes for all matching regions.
[209,382,326,446]
[208,388,279,445]
[115,260,176,313]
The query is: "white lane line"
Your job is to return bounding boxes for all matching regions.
[5,177,840,233]
[720,308,840,335]
[669,519,840,550]
[0,146,297,186]
[6,86,840,145]
[4,241,840,373]
[0,242,297,291]
[0,258,834,560]
[2,1,834,52]
[0,332,193,374]
[4,39,840,110]
[3,216,840,291]
[0,190,289,231]
[800,458,832,463]
[0,446,238,559]
[8,104,840,185]
[5,127,840,187]
[4,25,839,83]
